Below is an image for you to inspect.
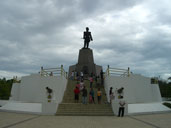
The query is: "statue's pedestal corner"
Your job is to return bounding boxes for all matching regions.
[81,47,91,50]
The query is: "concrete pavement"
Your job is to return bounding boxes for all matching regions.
[0,112,171,128]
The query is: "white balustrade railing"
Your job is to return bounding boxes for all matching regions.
[40,65,67,79]
[105,65,130,77]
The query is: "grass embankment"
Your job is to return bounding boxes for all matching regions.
[163,102,171,109]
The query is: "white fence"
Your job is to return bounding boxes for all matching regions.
[40,65,67,79]
[105,65,130,77]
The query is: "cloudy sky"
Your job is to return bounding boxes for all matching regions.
[0,0,171,79]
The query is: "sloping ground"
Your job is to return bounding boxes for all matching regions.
[56,79,114,116]
[0,101,42,114]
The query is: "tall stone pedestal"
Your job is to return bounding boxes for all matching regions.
[69,48,102,78]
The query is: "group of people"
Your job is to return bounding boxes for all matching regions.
[109,87,124,103]
[70,70,104,86]
[73,79,102,104]
[72,71,103,104]
[71,70,126,117]
[109,87,126,117]
[70,71,85,82]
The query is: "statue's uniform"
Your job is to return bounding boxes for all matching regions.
[83,31,92,48]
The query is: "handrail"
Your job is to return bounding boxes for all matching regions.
[40,65,68,79]
[109,67,128,71]
[13,76,21,83]
[105,65,130,77]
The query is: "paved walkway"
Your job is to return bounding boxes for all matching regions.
[0,112,171,128]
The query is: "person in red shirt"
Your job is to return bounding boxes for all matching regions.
[76,82,80,90]
[74,86,80,103]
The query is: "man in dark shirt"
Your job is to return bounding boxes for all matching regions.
[82,86,87,104]
[83,27,93,48]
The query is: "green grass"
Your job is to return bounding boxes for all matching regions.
[163,102,171,109]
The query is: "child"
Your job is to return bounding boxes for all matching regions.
[97,88,102,104]
[89,93,93,103]
[89,88,95,104]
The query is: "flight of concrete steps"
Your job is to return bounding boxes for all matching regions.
[56,79,114,116]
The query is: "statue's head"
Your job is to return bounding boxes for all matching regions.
[86,27,89,31]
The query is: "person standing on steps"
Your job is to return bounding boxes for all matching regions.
[80,71,84,81]
[100,69,104,85]
[80,80,84,91]
[97,88,102,104]
[118,96,126,117]
[109,87,114,104]
[74,86,80,103]
[89,88,95,104]
[76,71,79,81]
[70,71,74,80]
[89,76,93,88]
[82,86,87,104]
[95,75,97,86]
[83,27,93,49]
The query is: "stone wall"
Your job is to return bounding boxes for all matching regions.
[10,74,67,103]
[104,74,162,104]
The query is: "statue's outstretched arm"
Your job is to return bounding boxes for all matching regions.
[90,33,93,41]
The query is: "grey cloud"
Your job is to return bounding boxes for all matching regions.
[0,0,80,42]
[79,0,141,15]
[0,0,170,79]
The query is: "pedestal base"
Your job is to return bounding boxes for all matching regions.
[69,48,102,77]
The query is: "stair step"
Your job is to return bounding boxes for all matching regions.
[56,80,114,116]
[56,113,114,116]
[56,112,113,114]
[57,109,112,111]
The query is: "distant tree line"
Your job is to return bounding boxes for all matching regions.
[0,77,171,100]
[158,80,171,98]
[0,78,13,100]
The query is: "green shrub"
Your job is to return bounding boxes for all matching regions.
[0,78,13,100]
[163,102,171,109]
[159,80,171,98]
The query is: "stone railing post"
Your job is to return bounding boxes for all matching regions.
[128,67,130,77]
[41,66,44,76]
[108,65,110,76]
[61,65,63,76]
